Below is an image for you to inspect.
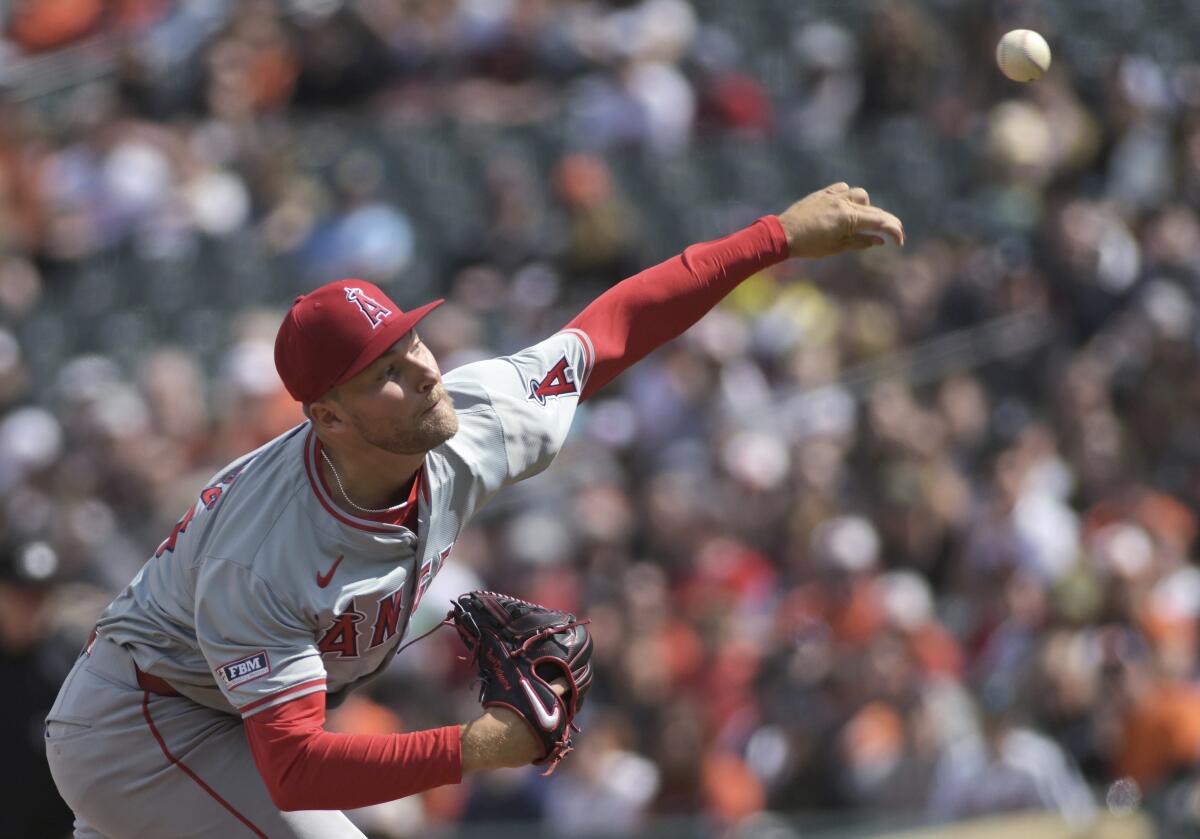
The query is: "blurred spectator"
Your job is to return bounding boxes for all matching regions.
[552,152,639,287]
[1113,654,1200,792]
[784,21,859,149]
[544,711,661,834]
[0,540,75,839]
[926,691,1096,828]
[8,0,104,52]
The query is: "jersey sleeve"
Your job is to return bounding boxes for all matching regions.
[444,329,594,487]
[195,558,326,718]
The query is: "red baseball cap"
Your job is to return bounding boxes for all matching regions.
[274,279,443,403]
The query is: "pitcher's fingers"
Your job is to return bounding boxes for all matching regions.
[854,206,904,246]
[824,182,849,194]
[847,187,871,206]
[849,233,885,249]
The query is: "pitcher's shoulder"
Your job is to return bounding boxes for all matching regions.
[444,365,503,411]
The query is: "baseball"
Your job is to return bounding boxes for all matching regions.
[996,29,1052,82]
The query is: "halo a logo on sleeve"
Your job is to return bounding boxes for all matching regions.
[528,356,578,405]
[217,651,272,688]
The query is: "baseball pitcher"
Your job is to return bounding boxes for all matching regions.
[45,184,902,838]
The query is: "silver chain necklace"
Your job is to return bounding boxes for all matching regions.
[321,448,397,514]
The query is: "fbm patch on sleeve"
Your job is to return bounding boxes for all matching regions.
[217,650,271,688]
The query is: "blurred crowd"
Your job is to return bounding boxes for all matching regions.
[5,0,1200,837]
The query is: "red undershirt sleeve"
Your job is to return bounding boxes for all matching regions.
[565,215,790,401]
[243,690,462,811]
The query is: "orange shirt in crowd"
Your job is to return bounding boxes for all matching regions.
[1116,680,1200,789]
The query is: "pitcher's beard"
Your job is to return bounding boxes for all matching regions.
[353,388,459,455]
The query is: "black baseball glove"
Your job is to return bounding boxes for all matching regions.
[448,591,593,773]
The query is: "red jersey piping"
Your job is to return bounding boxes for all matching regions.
[303,430,421,534]
[239,678,328,715]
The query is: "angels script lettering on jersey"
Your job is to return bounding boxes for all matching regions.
[317,590,406,658]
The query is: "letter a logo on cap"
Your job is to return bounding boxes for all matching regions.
[345,287,393,329]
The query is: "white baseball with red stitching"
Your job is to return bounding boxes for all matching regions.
[997,29,1052,82]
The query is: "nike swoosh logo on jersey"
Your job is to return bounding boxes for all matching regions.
[316,555,345,588]
[518,675,561,731]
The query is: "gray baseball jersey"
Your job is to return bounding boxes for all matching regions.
[94,328,594,720]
